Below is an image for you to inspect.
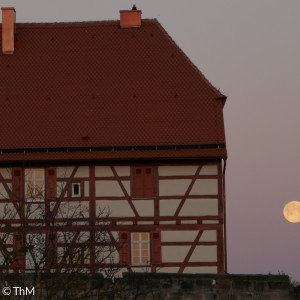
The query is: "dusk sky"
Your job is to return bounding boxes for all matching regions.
[1,0,300,282]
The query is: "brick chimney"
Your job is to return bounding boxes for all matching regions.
[120,5,142,28]
[1,7,16,54]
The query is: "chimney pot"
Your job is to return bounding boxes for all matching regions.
[120,9,141,28]
[1,7,16,54]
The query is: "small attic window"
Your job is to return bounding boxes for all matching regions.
[72,183,81,197]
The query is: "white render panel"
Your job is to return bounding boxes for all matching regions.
[115,166,130,177]
[0,168,12,179]
[95,181,124,197]
[159,165,198,176]
[199,165,218,175]
[179,199,218,216]
[55,201,89,218]
[132,200,154,216]
[74,166,89,178]
[159,221,176,224]
[0,183,9,199]
[189,246,217,262]
[84,181,89,197]
[96,200,135,217]
[183,267,218,273]
[157,267,180,273]
[57,182,67,198]
[159,180,191,196]
[203,220,219,224]
[190,179,218,195]
[57,167,74,178]
[162,246,190,262]
[159,199,180,216]
[161,231,198,242]
[25,204,44,219]
[95,166,114,177]
[200,230,217,242]
[0,203,19,219]
[122,181,130,196]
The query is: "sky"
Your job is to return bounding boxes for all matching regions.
[1,0,300,282]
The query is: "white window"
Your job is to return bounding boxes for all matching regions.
[25,169,45,201]
[131,232,150,265]
[71,183,81,197]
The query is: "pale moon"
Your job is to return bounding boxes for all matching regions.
[283,201,300,223]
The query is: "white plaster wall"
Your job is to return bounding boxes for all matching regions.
[0,168,12,179]
[74,166,89,178]
[95,181,124,197]
[96,200,134,217]
[159,165,198,176]
[199,165,218,175]
[84,181,89,197]
[57,167,74,178]
[98,247,119,264]
[122,181,130,196]
[115,166,130,177]
[54,201,89,218]
[56,182,68,198]
[0,183,9,199]
[179,199,218,216]
[162,246,190,262]
[159,180,191,196]
[189,246,217,262]
[159,199,180,216]
[183,267,218,273]
[203,220,219,224]
[161,231,198,242]
[95,166,114,177]
[132,200,154,216]
[200,231,217,242]
[0,203,19,219]
[25,204,44,219]
[190,179,218,195]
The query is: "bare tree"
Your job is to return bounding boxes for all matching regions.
[0,168,121,300]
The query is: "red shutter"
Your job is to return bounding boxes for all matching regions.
[144,167,154,197]
[46,168,57,200]
[12,168,23,201]
[133,167,144,197]
[13,233,25,269]
[119,232,130,265]
[151,231,162,265]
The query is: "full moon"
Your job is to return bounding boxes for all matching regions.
[283,201,300,223]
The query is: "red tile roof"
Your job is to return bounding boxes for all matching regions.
[0,19,227,161]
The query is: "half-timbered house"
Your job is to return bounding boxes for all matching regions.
[0,7,227,274]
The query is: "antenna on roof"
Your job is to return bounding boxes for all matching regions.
[132,4,137,10]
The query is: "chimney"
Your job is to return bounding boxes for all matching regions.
[1,7,16,54]
[120,5,142,28]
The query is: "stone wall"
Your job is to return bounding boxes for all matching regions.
[118,273,298,300]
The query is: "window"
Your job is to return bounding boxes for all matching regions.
[25,169,45,201]
[71,183,81,197]
[133,166,154,197]
[131,232,150,265]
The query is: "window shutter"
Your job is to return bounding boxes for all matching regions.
[119,232,130,265]
[133,167,144,197]
[46,168,57,200]
[12,168,23,201]
[144,167,154,197]
[151,231,162,265]
[13,233,25,269]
